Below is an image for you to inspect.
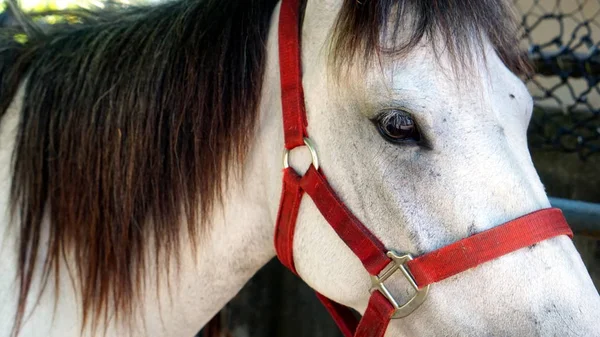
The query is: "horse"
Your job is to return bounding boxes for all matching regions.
[1,0,599,336]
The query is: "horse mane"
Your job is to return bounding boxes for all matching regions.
[1,0,278,334]
[0,0,528,335]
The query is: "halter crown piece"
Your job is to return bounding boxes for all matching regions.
[274,0,573,335]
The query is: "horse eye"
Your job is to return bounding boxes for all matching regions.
[375,110,421,143]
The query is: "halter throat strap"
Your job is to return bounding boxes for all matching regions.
[274,0,573,336]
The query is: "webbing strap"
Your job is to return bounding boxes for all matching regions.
[278,0,307,150]
[300,167,390,275]
[407,208,572,287]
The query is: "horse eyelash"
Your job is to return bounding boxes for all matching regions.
[373,109,433,149]
[382,109,411,124]
[373,108,413,126]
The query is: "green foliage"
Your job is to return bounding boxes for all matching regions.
[14,32,27,43]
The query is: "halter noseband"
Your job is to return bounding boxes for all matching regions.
[274,0,573,336]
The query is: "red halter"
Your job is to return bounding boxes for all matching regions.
[274,0,573,336]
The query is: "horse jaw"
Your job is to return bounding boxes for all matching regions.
[290,1,600,336]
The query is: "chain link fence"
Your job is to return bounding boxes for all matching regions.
[516,0,600,159]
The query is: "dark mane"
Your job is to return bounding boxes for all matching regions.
[331,0,530,75]
[1,0,278,334]
[0,0,528,335]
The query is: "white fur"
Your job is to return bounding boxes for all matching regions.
[1,1,599,336]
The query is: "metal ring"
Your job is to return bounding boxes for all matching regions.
[283,137,319,171]
[370,251,430,319]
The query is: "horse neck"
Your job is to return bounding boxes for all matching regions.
[170,27,288,327]
[0,8,285,337]
[150,3,288,332]
[133,15,286,328]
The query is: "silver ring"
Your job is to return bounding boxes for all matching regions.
[283,137,319,171]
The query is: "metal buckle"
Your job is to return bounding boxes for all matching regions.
[370,251,430,318]
[283,137,319,171]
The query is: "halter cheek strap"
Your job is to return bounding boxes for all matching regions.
[275,0,573,336]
